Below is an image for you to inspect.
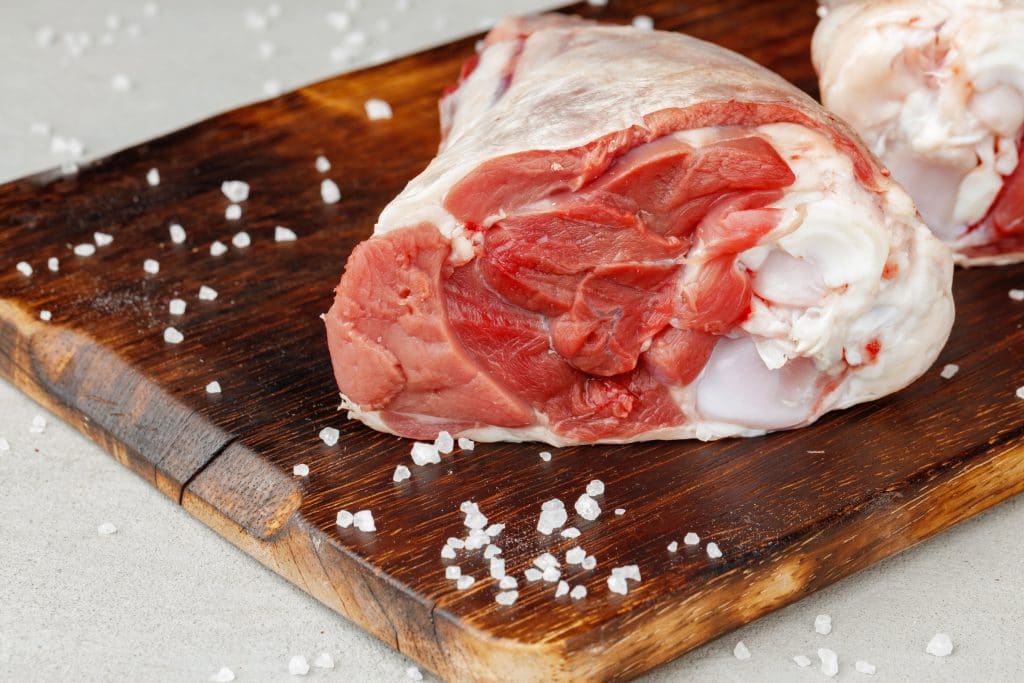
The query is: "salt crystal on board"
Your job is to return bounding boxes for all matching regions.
[336,510,353,528]
[164,327,184,344]
[566,547,586,565]
[815,614,833,635]
[146,168,160,186]
[484,544,501,559]
[499,576,517,589]
[485,523,504,537]
[940,364,959,379]
[210,241,228,256]
[169,299,187,315]
[1016,386,1024,401]
[734,641,751,660]
[319,426,340,446]
[1009,289,1024,301]
[288,654,309,675]
[684,532,699,545]
[490,558,505,579]
[365,99,393,120]
[206,381,221,394]
[410,442,440,465]
[97,522,117,535]
[210,666,235,682]
[440,545,456,559]
[555,580,569,598]
[232,232,251,248]
[393,465,411,482]
[632,15,654,30]
[293,463,309,477]
[586,479,605,497]
[457,437,475,450]
[524,568,542,582]
[575,494,601,521]
[445,565,461,580]
[143,259,160,274]
[315,155,331,173]
[818,648,838,677]
[312,653,334,669]
[74,243,96,257]
[94,232,113,247]
[707,542,722,559]
[614,508,625,515]
[198,285,218,300]
[30,415,46,433]
[539,451,552,461]
[495,590,518,605]
[434,430,454,454]
[570,585,587,599]
[169,223,186,244]
[406,666,423,680]
[47,257,59,272]
[561,527,580,538]
[321,179,341,204]
[352,510,375,532]
[542,566,561,582]
[225,204,242,220]
[667,541,678,553]
[926,633,953,657]
[275,226,297,242]
[16,262,32,277]
[456,575,475,589]
[855,660,877,675]
[581,555,597,570]
[607,574,628,595]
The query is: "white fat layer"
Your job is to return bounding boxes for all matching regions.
[813,0,1024,259]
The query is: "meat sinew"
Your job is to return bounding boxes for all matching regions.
[813,0,1024,265]
[325,15,954,446]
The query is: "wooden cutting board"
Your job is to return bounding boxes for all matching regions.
[2,1,1023,680]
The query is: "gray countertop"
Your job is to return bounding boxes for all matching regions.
[1,1,1021,681]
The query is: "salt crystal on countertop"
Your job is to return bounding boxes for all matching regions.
[581,555,597,570]
[607,574,628,595]
[321,179,341,204]
[733,641,751,660]
[352,509,375,532]
[555,580,569,597]
[586,0,608,6]
[74,243,96,257]
[815,614,833,635]
[319,427,340,446]
[315,155,331,173]
[169,299,187,315]
[464,511,488,530]
[263,80,282,97]
[456,575,475,589]
[707,542,722,559]
[36,25,57,47]
[111,73,132,91]
[327,11,350,31]
[793,655,811,667]
[538,508,567,534]
[312,653,334,669]
[575,493,601,521]
[1009,289,1024,301]
[210,666,235,682]
[232,232,251,248]
[293,463,309,477]
[485,523,504,537]
[258,41,276,59]
[210,240,228,256]
[275,226,297,242]
[206,381,221,394]
[484,544,501,559]
[684,532,700,545]
[445,565,461,580]
[393,465,411,482]
[146,168,160,186]
[524,568,542,582]
[434,430,454,454]
[926,633,953,657]
[614,508,625,515]
[586,479,605,497]
[566,547,586,565]
[498,576,517,589]
[632,15,654,30]
[94,232,113,247]
[561,527,580,538]
[169,223,186,244]
[489,558,505,579]
[539,451,551,461]
[447,536,465,549]
[198,285,218,301]
[855,660,876,675]
[336,510,353,528]
[406,665,423,680]
[940,364,959,379]
[225,204,242,220]
[30,415,46,433]
[534,552,559,570]
[97,522,117,535]
[667,541,678,552]
[612,565,641,582]
[245,9,268,30]
[365,99,393,120]
[495,590,518,605]
[30,121,51,136]
[47,257,59,272]
[457,437,475,450]
[440,545,456,559]
[542,566,560,582]
[16,262,32,277]
[570,585,587,599]
[288,654,310,675]
[143,259,160,274]
[164,327,184,344]
[411,442,440,465]
[143,2,159,17]
[0,438,10,451]
[1016,386,1024,400]
[541,499,564,511]
[818,648,838,677]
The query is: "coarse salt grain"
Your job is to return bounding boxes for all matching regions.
[815,614,832,635]
[206,381,221,394]
[169,299,187,315]
[445,565,461,580]
[274,226,297,242]
[926,633,953,657]
[456,575,475,590]
[607,574,628,595]
[258,41,276,59]
[587,0,608,5]
[539,451,552,461]
[440,545,456,559]
[733,641,751,660]
[393,465,411,482]
[575,493,601,521]
[856,660,877,675]
[199,285,218,300]
[410,441,440,465]
[164,327,184,344]
[581,555,597,570]
[555,580,569,598]
[225,204,242,220]
[143,2,159,17]
[566,547,586,565]
[315,155,331,173]
[47,257,59,272]
[447,536,466,549]
[262,79,282,97]
[490,557,505,579]
[169,223,186,244]
[94,231,113,247]
[146,168,160,186]
[457,437,475,450]
[336,510,353,528]
[495,590,518,605]
[30,415,47,433]
[327,11,351,31]
[16,262,32,277]
[30,121,51,136]
[684,532,699,545]
[97,522,117,535]
[793,654,811,668]
[232,232,251,248]
[111,73,132,91]
[319,427,340,446]
[484,544,501,559]
[818,648,838,677]
[434,430,454,454]
[210,666,235,682]
[312,653,334,669]
[632,15,654,30]
[1009,289,1024,301]
[464,510,488,530]
[498,575,517,589]
[321,179,341,204]
[706,542,722,559]
[667,541,678,552]
[561,527,580,538]
[940,364,960,379]
[143,258,160,274]
[1016,386,1024,400]
[406,666,423,680]
[524,568,542,582]
[292,463,309,477]
[365,98,393,120]
[570,585,587,599]
[537,506,567,534]
[74,243,96,257]
[542,566,561,582]
[39,310,52,321]
[485,523,504,537]
[586,479,605,497]
[288,654,310,675]
[210,240,228,256]
[353,509,375,532]
[0,438,9,451]
[614,508,625,515]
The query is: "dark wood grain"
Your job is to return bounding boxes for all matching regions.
[2,1,1023,680]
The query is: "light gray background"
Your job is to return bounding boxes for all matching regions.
[1,1,1021,681]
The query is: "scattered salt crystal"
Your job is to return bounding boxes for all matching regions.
[353,510,375,532]
[612,565,641,582]
[169,223,186,244]
[440,545,456,559]
[199,285,218,301]
[97,522,117,535]
[490,558,506,579]
[581,555,597,570]
[555,580,570,598]
[327,11,351,31]
[288,654,310,675]
[61,161,79,175]
[406,666,423,681]
[447,536,465,549]
[566,547,586,565]
[1009,289,1024,301]
[143,258,160,274]
[206,381,221,394]
[586,479,605,497]
[465,510,488,530]
[315,155,331,173]
[312,653,334,669]
[274,226,297,242]
[146,168,160,186]
[495,590,518,605]
[292,463,309,477]
[586,0,608,6]
[30,415,46,433]
[460,501,479,514]
[393,465,411,482]
[210,666,235,682]
[570,585,587,599]
[434,430,454,454]
[39,310,51,325]
[498,575,517,589]
[220,180,250,203]
[319,427,340,446]
[614,508,625,515]
[16,262,32,277]
[36,25,56,47]
[684,532,700,545]
[336,510,353,528]
[266,3,281,18]
[561,527,580,538]
[457,437,475,450]
[0,438,9,451]
[47,257,59,272]
[164,327,184,344]
[539,451,552,462]
[818,648,838,677]
[734,641,751,660]
[456,575,475,590]
[263,80,282,97]
[855,660,877,675]
[232,232,251,249]
[632,15,654,30]
[210,240,228,256]
[793,654,811,668]
[537,502,568,534]
[321,179,341,204]
[365,99,393,120]
[258,41,276,59]
[815,614,833,635]
[542,499,565,511]
[1016,386,1024,401]
[74,243,96,257]
[445,565,461,580]
[926,633,953,657]
[940,364,960,379]
[111,73,132,91]
[607,574,628,595]
[485,523,504,537]
[484,544,501,559]
[94,232,113,247]
[667,541,678,553]
[169,299,187,315]
[225,204,242,220]
[706,542,723,559]
[542,566,561,582]
[410,442,440,465]
[524,568,542,582]
[574,493,601,521]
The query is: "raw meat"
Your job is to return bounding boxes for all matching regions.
[325,15,954,445]
[814,0,1024,265]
